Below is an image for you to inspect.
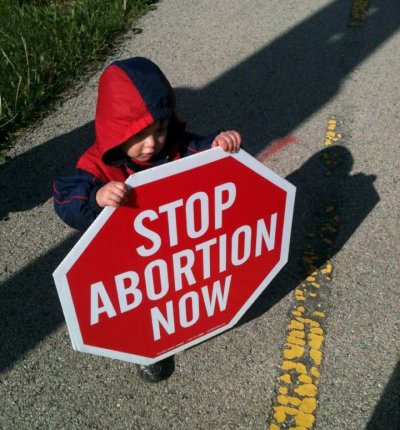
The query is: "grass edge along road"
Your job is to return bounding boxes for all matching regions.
[0,0,157,158]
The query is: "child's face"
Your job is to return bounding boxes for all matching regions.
[121,119,169,162]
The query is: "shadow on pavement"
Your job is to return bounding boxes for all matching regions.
[366,360,400,430]
[238,144,379,325]
[0,235,79,373]
[0,123,94,372]
[0,0,397,373]
[0,121,94,220]
[175,0,400,155]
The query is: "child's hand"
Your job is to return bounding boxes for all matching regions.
[96,181,129,208]
[211,130,242,153]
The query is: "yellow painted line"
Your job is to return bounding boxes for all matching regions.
[324,119,342,146]
[267,118,343,429]
[349,0,369,26]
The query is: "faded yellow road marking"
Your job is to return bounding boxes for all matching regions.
[349,0,369,26]
[324,119,341,146]
[267,119,343,429]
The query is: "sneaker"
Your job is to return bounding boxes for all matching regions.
[136,356,175,383]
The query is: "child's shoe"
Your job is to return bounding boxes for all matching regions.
[136,356,175,383]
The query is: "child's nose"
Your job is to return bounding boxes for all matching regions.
[145,135,156,148]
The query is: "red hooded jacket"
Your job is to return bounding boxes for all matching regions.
[53,57,219,231]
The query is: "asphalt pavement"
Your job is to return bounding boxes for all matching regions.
[1,1,399,429]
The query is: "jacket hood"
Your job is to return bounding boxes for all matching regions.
[94,57,179,164]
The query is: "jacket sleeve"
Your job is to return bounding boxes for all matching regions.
[181,130,222,156]
[53,168,105,231]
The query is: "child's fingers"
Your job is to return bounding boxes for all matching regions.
[112,182,129,199]
[212,137,227,151]
[96,182,129,207]
[212,131,242,152]
[231,130,242,148]
[113,181,129,192]
[225,131,241,151]
[109,183,129,204]
[212,135,230,151]
[106,192,126,207]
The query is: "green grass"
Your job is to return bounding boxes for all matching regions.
[0,0,156,156]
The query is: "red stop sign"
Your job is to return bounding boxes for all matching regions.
[53,149,295,364]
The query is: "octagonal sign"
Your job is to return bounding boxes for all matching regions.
[53,148,296,365]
